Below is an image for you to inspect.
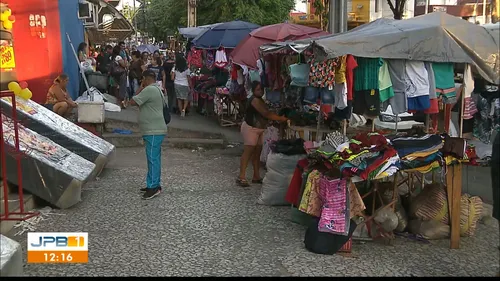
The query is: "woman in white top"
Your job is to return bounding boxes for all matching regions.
[171,54,192,117]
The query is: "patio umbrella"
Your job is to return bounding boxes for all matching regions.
[231,23,329,69]
[192,20,260,49]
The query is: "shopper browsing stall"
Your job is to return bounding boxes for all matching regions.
[171,53,192,118]
[129,70,168,200]
[44,74,78,117]
[237,81,289,187]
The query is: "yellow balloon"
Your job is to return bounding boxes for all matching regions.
[0,13,7,22]
[3,20,12,30]
[7,82,21,95]
[5,9,11,17]
[19,88,33,100]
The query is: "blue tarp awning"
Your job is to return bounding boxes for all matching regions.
[192,20,260,49]
[178,23,221,39]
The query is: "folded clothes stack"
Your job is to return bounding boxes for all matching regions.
[314,132,400,181]
[391,134,444,173]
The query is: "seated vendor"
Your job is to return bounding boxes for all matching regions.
[45,74,78,116]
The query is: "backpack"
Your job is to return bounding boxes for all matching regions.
[110,60,125,78]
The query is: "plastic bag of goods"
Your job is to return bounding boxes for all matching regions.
[460,194,483,237]
[409,183,449,224]
[257,153,306,206]
[408,219,450,240]
[373,208,399,232]
[260,126,279,163]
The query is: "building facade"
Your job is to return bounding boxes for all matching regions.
[414,0,498,24]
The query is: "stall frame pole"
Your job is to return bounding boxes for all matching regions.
[0,91,40,221]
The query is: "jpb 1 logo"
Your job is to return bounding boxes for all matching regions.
[27,232,88,264]
[30,235,85,247]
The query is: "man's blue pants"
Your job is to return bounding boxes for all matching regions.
[143,134,165,189]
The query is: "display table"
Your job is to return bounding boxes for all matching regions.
[215,87,243,127]
[446,163,462,249]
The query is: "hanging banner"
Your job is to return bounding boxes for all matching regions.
[0,45,15,69]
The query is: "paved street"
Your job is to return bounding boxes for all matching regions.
[12,148,500,277]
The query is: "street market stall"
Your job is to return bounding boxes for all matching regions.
[187,20,260,119]
[255,12,499,252]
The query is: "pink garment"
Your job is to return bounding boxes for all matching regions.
[318,177,348,235]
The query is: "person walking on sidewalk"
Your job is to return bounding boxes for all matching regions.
[171,53,192,117]
[129,70,168,199]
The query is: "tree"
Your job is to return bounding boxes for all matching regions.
[143,0,296,39]
[301,0,330,31]
[386,0,407,20]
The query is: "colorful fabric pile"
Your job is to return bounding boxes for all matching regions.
[317,132,400,181]
[391,134,444,173]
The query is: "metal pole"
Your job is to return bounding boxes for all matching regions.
[329,0,337,33]
[483,0,487,23]
[425,0,429,14]
[340,0,348,32]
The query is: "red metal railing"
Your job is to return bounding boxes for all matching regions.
[0,90,39,221]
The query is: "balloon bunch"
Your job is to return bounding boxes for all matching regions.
[0,8,15,30]
[7,81,33,100]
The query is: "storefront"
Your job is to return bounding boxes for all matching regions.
[0,0,84,103]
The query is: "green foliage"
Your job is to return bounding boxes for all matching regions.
[142,0,296,40]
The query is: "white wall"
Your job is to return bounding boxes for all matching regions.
[371,0,416,20]
[294,0,308,13]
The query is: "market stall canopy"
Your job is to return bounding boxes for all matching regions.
[178,23,222,39]
[192,20,260,49]
[231,23,329,69]
[86,0,134,43]
[260,12,500,84]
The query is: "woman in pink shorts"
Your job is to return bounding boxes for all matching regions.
[237,81,288,187]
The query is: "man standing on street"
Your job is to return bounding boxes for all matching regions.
[129,70,168,199]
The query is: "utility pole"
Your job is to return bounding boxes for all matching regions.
[187,0,197,27]
[425,0,429,14]
[133,0,138,44]
[329,0,348,34]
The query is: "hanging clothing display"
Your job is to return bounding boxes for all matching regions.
[299,170,322,217]
[353,57,384,117]
[188,47,203,68]
[205,50,215,69]
[334,55,347,84]
[378,59,395,103]
[346,55,358,101]
[333,83,348,110]
[405,61,430,112]
[432,62,457,104]
[318,177,350,235]
[308,57,339,88]
[462,64,477,120]
[214,49,228,68]
[424,62,439,114]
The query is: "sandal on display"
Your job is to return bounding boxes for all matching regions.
[236,178,250,187]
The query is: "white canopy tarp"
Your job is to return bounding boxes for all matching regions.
[260,12,499,84]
